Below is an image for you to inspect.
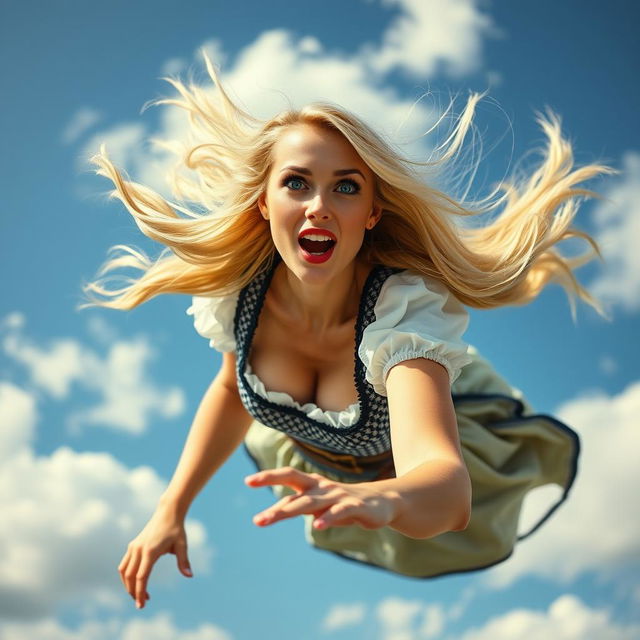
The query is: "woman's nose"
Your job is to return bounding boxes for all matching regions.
[305,193,332,220]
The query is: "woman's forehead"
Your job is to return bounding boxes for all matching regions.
[271,123,367,171]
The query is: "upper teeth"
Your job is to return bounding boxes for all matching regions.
[303,234,333,241]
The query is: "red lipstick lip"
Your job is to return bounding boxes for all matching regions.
[299,245,335,264]
[298,228,337,242]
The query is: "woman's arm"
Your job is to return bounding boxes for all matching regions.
[119,351,253,609]
[380,357,472,538]
[159,351,254,519]
[245,358,471,540]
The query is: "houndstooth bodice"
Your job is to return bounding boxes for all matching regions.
[234,258,401,456]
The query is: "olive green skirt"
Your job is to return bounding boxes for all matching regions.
[243,346,579,578]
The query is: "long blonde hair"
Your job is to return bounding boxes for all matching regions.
[78,53,614,320]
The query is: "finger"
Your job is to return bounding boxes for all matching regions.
[254,493,333,526]
[174,538,193,577]
[135,554,154,609]
[123,549,142,602]
[314,502,361,530]
[245,467,320,492]
[117,550,131,592]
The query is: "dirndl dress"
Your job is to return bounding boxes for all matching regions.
[187,258,580,578]
[243,344,579,578]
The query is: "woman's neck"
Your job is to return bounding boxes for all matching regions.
[272,260,369,334]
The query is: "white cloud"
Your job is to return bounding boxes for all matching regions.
[364,592,639,640]
[3,333,85,399]
[459,594,640,640]
[221,29,438,145]
[62,107,102,144]
[199,38,228,71]
[322,602,367,632]
[446,585,478,622]
[1,318,184,434]
[0,612,232,640]
[377,597,423,640]
[366,0,497,79]
[86,315,119,346]
[0,383,36,460]
[1,312,25,330]
[66,338,185,435]
[0,381,211,620]
[79,0,498,200]
[483,381,640,588]
[161,57,187,77]
[82,123,146,170]
[417,604,446,639]
[370,597,451,640]
[588,151,640,313]
[79,122,175,195]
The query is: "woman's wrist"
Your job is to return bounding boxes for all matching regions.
[376,460,471,539]
[157,491,189,521]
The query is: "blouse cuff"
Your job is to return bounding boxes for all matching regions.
[382,348,460,391]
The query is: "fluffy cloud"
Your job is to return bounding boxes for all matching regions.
[320,587,475,639]
[484,380,640,588]
[376,598,429,640]
[77,0,497,199]
[460,594,640,640]
[61,107,102,145]
[0,612,231,640]
[366,0,497,78]
[417,604,446,639]
[321,602,366,632]
[1,318,184,434]
[0,382,36,460]
[0,381,211,620]
[331,591,637,640]
[588,151,640,313]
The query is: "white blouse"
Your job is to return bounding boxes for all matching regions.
[186,271,471,428]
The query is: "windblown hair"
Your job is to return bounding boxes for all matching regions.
[79,52,613,319]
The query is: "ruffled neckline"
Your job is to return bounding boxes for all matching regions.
[244,364,360,428]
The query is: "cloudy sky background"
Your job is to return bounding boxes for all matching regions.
[1,0,639,638]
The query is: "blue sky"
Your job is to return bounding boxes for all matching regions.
[1,1,639,638]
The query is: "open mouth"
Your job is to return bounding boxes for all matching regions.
[298,234,336,255]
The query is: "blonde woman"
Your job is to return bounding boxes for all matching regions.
[80,55,611,610]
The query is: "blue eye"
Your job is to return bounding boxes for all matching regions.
[336,180,359,194]
[284,175,306,190]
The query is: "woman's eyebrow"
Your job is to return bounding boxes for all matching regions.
[280,165,367,182]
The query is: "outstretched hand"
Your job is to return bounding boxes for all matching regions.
[245,466,399,531]
[118,506,193,610]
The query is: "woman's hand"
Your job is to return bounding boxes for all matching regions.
[118,505,193,610]
[245,467,400,531]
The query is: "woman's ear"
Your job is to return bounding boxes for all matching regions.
[258,194,269,220]
[366,204,382,230]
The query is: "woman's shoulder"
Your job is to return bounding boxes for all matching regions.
[359,267,472,394]
[372,267,467,319]
[186,289,240,352]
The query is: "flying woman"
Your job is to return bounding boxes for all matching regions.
[80,54,611,610]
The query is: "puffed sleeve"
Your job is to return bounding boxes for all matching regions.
[358,271,472,395]
[185,290,239,353]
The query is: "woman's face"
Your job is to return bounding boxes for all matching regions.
[258,123,380,285]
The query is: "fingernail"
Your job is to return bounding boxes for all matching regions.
[136,602,142,609]
[185,568,193,576]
